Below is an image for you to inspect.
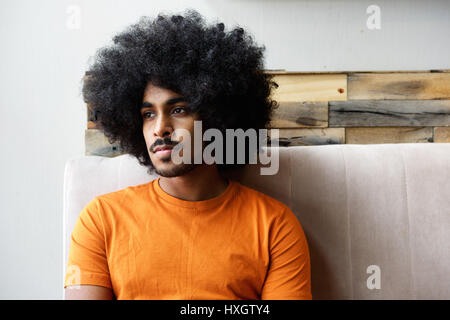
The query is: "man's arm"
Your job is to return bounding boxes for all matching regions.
[64,198,114,297]
[261,206,312,300]
[65,285,114,300]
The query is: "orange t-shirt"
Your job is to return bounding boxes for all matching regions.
[64,177,312,300]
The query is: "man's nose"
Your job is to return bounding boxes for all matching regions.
[153,113,173,138]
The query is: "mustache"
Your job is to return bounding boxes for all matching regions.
[150,137,179,153]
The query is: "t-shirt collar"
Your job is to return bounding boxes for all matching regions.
[152,177,237,211]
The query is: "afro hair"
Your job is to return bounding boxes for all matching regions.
[82,9,278,174]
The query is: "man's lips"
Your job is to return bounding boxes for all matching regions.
[153,144,175,157]
[155,149,172,158]
[154,146,173,152]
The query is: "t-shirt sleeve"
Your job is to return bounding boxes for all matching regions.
[64,197,113,289]
[261,206,312,300]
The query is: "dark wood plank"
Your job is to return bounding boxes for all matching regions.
[269,101,328,128]
[85,129,124,157]
[329,100,450,127]
[268,128,345,146]
[87,103,96,121]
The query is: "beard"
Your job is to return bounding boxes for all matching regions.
[148,138,203,177]
[153,157,199,178]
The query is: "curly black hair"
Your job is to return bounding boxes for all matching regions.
[82,9,278,174]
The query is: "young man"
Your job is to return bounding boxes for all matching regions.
[64,10,311,300]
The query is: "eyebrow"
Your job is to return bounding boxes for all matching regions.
[140,97,188,110]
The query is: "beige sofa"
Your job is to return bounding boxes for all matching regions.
[63,143,450,299]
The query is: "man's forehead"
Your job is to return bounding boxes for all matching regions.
[142,83,186,105]
[141,97,187,110]
[143,81,181,94]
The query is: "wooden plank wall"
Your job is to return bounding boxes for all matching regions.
[268,70,450,146]
[85,70,450,156]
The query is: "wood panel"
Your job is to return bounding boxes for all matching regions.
[346,127,432,144]
[434,127,450,143]
[85,129,124,157]
[87,121,97,129]
[329,100,450,127]
[87,103,96,121]
[268,128,345,146]
[348,73,450,100]
[269,101,328,128]
[87,103,98,129]
[266,70,450,74]
[271,74,347,102]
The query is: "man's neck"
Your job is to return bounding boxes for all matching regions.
[158,164,229,201]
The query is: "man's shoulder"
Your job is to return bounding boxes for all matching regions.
[235,181,290,213]
[94,180,154,205]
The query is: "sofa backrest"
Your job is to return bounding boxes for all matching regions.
[63,143,450,299]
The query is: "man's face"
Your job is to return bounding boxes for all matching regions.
[141,82,201,177]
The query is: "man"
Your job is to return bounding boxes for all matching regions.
[64,9,311,300]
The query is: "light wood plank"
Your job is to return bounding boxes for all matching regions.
[271,74,347,102]
[87,121,97,129]
[329,100,450,127]
[348,73,450,100]
[346,127,432,144]
[269,101,328,128]
[434,127,450,143]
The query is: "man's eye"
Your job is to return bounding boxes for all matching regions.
[172,107,187,114]
[142,111,154,119]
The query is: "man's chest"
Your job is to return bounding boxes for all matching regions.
[106,212,269,299]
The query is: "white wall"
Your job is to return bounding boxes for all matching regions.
[0,0,448,299]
